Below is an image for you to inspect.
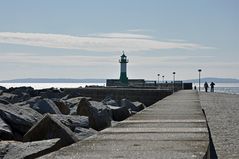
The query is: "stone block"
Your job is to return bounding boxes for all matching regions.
[0,103,43,135]
[23,114,79,148]
[0,138,61,159]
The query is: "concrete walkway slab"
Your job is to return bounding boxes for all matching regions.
[40,90,209,159]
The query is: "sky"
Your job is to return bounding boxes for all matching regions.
[0,0,238,81]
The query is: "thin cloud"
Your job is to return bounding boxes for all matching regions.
[130,55,215,66]
[0,52,218,67]
[0,52,116,66]
[93,33,153,39]
[0,32,210,52]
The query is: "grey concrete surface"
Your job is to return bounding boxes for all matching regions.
[200,92,239,159]
[40,90,209,159]
[63,87,173,106]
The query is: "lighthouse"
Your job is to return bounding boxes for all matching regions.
[119,51,129,84]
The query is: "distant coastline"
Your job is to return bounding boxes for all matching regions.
[0,78,106,83]
[183,77,239,83]
[0,77,238,84]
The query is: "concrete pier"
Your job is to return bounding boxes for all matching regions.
[40,90,209,159]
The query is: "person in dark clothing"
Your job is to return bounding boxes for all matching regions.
[210,82,215,92]
[204,82,209,92]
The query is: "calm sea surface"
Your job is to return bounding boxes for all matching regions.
[0,82,239,94]
[194,83,239,94]
[0,83,105,90]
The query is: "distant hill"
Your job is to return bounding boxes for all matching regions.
[1,77,238,84]
[0,78,106,83]
[183,77,239,83]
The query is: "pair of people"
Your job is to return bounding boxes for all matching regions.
[204,82,215,92]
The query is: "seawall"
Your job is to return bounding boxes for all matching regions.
[63,87,173,106]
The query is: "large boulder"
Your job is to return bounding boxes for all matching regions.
[23,114,79,148]
[17,97,62,114]
[52,99,70,115]
[76,99,112,130]
[50,114,89,130]
[0,86,7,92]
[69,105,78,115]
[107,105,131,121]
[88,101,112,131]
[0,99,10,105]
[64,97,91,115]
[39,88,64,99]
[61,92,81,100]
[0,138,61,159]
[105,100,145,121]
[14,96,41,107]
[0,117,13,140]
[7,86,35,97]
[121,99,143,112]
[76,97,91,116]
[65,96,92,108]
[0,103,43,135]
[34,114,91,141]
[0,86,35,103]
[33,98,62,114]
[0,93,22,104]
[102,96,119,106]
[0,86,6,96]
[132,101,146,112]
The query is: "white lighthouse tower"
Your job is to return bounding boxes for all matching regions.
[119,51,129,84]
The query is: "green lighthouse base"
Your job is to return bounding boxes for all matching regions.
[120,72,128,85]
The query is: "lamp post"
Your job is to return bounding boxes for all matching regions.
[198,69,202,92]
[157,74,160,84]
[173,72,176,92]
[162,76,165,83]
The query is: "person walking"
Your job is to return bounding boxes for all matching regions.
[204,82,209,92]
[194,85,197,90]
[210,82,215,92]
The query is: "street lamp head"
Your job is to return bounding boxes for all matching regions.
[198,69,202,92]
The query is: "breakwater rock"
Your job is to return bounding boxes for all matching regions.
[0,86,146,158]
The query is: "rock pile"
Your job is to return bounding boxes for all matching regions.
[0,86,146,158]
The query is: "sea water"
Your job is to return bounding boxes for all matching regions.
[194,83,239,94]
[0,83,105,90]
